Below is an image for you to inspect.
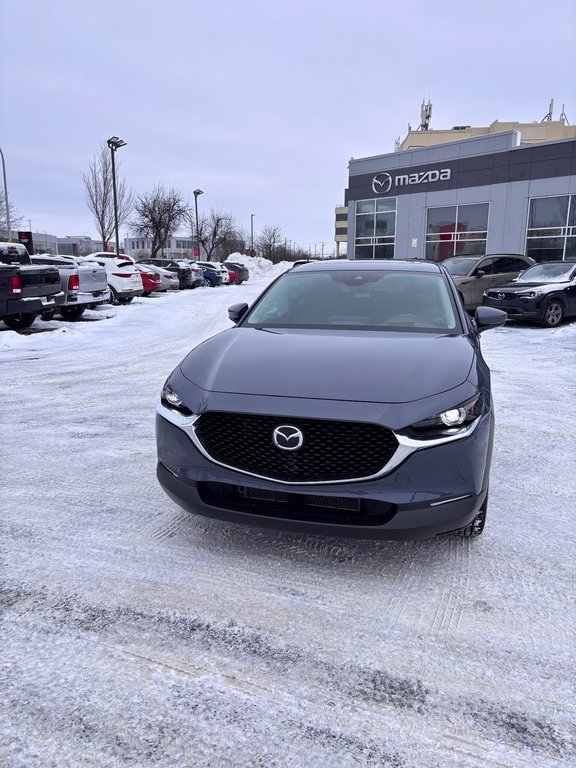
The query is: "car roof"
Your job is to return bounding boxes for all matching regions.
[290,259,443,274]
[444,253,530,261]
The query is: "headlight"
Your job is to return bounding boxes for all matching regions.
[161,379,193,416]
[517,289,544,299]
[407,394,484,438]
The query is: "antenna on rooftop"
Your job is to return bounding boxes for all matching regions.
[541,97,554,122]
[559,103,570,124]
[394,136,401,151]
[418,100,432,131]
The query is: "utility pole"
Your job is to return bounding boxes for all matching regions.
[0,146,11,240]
[107,136,127,255]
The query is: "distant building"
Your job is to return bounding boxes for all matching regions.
[7,232,104,256]
[334,205,348,258]
[57,235,105,256]
[399,118,576,151]
[124,236,201,259]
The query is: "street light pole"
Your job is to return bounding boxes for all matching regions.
[0,146,11,240]
[250,213,255,256]
[193,189,203,259]
[107,136,127,254]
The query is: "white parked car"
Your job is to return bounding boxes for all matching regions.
[85,255,144,304]
[214,261,230,284]
[154,265,180,291]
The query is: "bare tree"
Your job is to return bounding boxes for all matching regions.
[194,209,238,260]
[257,224,284,263]
[130,185,189,258]
[0,190,23,239]
[82,144,133,251]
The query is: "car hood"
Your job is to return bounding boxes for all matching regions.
[486,280,563,292]
[179,328,475,404]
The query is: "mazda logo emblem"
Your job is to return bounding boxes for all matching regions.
[497,293,505,300]
[372,172,393,195]
[272,425,304,451]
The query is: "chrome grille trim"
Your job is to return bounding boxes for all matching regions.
[157,402,481,486]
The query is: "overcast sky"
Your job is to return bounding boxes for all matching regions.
[1,0,575,252]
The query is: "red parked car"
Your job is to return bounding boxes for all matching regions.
[222,265,238,284]
[134,264,162,296]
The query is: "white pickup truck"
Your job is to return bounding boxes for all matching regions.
[30,254,110,319]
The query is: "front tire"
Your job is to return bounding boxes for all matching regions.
[541,298,564,328]
[117,296,134,305]
[2,312,37,330]
[60,306,86,320]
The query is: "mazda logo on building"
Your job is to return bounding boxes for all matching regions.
[272,425,304,451]
[372,172,393,195]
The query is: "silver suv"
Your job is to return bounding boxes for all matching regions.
[443,254,535,311]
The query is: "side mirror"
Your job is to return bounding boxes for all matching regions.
[475,269,486,278]
[474,306,507,333]
[228,302,249,323]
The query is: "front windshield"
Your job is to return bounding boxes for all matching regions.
[515,262,575,282]
[244,270,460,332]
[442,257,478,276]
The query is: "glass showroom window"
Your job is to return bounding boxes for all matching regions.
[425,203,489,261]
[526,195,576,261]
[354,198,396,259]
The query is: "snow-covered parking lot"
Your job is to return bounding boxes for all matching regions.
[1,260,575,768]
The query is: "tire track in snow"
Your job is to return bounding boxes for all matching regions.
[3,584,572,766]
[430,536,471,634]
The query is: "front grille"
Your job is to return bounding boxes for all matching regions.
[199,482,397,525]
[488,292,514,300]
[194,412,398,482]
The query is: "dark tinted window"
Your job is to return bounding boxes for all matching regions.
[0,244,29,264]
[427,207,457,234]
[526,238,566,262]
[481,257,522,273]
[457,204,489,232]
[443,258,478,276]
[244,270,459,332]
[528,196,569,229]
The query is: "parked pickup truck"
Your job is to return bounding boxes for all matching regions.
[30,254,110,319]
[0,242,64,330]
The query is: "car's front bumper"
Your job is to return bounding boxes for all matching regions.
[483,295,543,321]
[155,408,493,540]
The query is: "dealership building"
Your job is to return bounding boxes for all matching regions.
[344,121,576,263]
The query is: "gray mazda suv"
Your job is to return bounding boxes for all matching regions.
[156,260,506,539]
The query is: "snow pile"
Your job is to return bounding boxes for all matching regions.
[225,253,292,279]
